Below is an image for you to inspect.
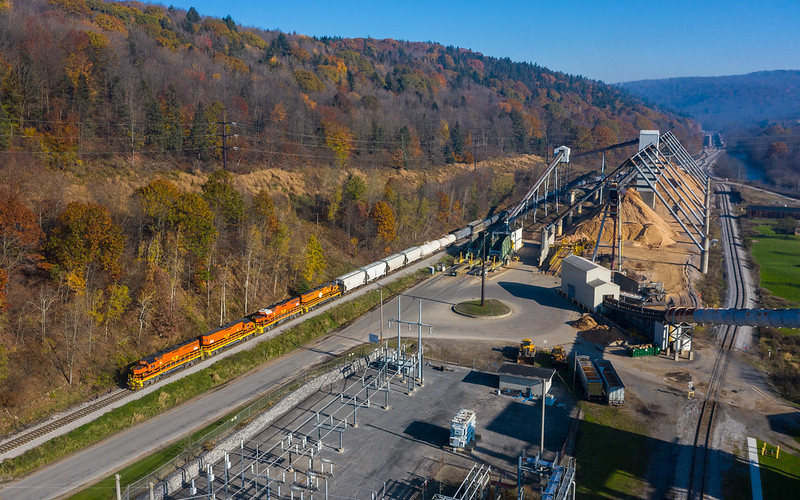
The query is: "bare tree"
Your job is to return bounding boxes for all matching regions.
[28,286,58,342]
[137,289,155,344]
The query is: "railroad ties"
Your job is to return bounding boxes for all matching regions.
[0,389,129,456]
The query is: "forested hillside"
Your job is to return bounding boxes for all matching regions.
[0,0,696,431]
[620,70,800,130]
[715,120,800,193]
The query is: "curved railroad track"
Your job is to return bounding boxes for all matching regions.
[0,389,129,456]
[686,181,748,499]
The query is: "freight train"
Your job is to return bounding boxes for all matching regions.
[128,215,504,389]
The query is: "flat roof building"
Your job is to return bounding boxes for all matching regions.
[496,362,555,397]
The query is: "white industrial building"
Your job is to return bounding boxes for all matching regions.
[561,255,620,312]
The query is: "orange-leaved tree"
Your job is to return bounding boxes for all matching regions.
[0,192,44,271]
[371,201,396,246]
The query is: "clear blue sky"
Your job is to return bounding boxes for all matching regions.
[159,0,800,83]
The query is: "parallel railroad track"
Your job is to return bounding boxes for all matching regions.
[0,389,129,456]
[686,182,747,499]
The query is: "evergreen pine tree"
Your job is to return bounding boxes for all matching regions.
[162,85,184,153]
[188,102,211,161]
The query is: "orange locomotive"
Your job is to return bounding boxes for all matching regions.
[254,297,302,330]
[128,338,202,389]
[201,319,258,356]
[301,283,341,310]
[127,283,343,389]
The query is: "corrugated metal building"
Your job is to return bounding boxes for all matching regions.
[561,255,620,312]
[496,363,555,396]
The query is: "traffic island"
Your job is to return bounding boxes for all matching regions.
[453,299,511,318]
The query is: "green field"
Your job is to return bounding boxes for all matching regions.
[757,440,800,500]
[574,403,650,498]
[749,223,800,304]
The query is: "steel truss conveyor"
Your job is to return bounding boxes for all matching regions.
[605,297,800,328]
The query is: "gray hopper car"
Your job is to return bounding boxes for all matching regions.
[576,355,604,401]
[594,359,625,405]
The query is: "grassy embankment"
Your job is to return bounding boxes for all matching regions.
[0,268,430,484]
[746,222,800,493]
[574,402,650,498]
[558,360,650,497]
[757,440,800,500]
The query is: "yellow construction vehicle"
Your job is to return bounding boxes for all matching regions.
[517,339,536,364]
[551,345,566,367]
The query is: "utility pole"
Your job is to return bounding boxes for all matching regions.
[388,304,432,388]
[480,232,487,306]
[572,353,578,395]
[473,136,477,172]
[541,377,546,457]
[418,299,423,385]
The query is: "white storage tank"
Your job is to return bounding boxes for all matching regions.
[336,269,367,293]
[381,253,406,272]
[361,261,387,282]
[402,246,422,264]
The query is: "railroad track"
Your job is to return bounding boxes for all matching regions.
[685,182,747,499]
[0,389,129,455]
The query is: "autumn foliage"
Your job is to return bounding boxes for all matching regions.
[45,202,124,290]
[371,201,396,245]
[0,0,698,431]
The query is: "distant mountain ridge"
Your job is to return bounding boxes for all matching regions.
[619,70,800,130]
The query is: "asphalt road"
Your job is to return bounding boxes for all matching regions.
[1,251,578,499]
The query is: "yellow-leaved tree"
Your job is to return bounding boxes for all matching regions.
[303,235,326,284]
[322,120,354,168]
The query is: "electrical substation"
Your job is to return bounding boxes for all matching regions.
[139,342,575,500]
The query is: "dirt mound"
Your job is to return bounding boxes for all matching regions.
[578,324,625,345]
[572,315,598,330]
[568,188,677,248]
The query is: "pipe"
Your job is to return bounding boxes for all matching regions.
[665,308,800,328]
